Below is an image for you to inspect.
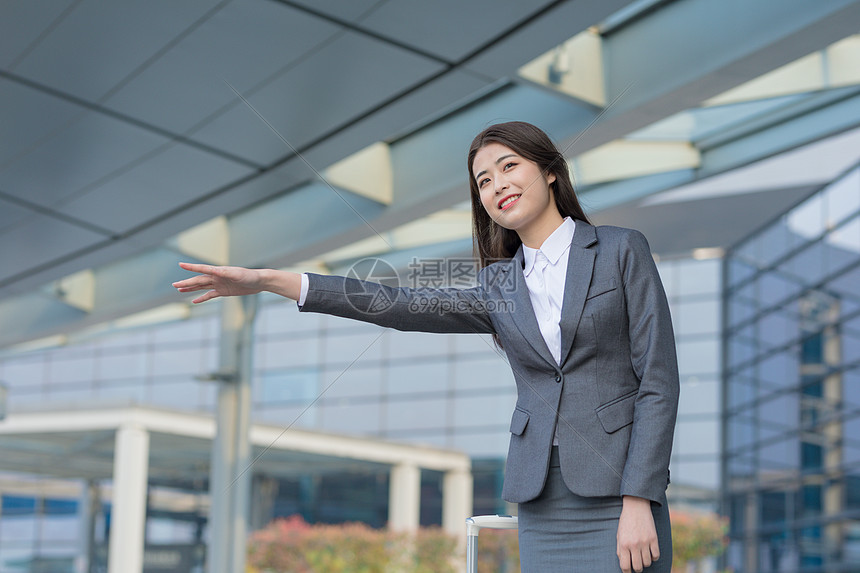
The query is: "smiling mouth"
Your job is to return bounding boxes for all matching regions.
[499,194,521,210]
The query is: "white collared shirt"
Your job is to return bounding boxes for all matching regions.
[521,217,575,365]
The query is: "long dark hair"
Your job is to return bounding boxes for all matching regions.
[467,121,590,269]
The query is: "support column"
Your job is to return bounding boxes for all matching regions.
[388,462,421,532]
[208,295,257,573]
[78,480,99,573]
[108,424,149,573]
[442,469,473,538]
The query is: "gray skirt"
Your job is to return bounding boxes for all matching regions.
[517,447,672,572]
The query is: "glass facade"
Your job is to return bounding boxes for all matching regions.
[724,164,860,572]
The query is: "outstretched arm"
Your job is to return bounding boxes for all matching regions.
[172,262,302,303]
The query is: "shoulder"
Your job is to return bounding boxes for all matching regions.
[592,224,651,252]
[477,257,518,288]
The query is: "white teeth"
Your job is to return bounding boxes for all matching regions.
[500,195,521,208]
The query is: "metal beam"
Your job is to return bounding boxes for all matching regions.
[566,0,860,154]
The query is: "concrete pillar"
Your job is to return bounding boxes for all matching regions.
[388,462,421,532]
[442,469,473,538]
[77,480,99,573]
[108,424,149,573]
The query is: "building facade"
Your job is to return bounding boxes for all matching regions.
[723,163,860,572]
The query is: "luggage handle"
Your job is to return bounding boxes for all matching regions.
[465,515,518,573]
[466,514,518,537]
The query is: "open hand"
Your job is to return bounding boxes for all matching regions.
[616,496,660,573]
[172,262,267,304]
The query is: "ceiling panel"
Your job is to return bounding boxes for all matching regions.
[0,197,37,234]
[11,0,223,101]
[0,77,87,166]
[0,111,170,208]
[102,0,341,134]
[357,0,557,62]
[0,0,74,69]
[59,143,254,234]
[285,0,383,22]
[189,29,446,164]
[0,213,108,284]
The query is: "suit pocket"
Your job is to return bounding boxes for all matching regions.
[595,389,637,433]
[586,278,617,300]
[509,407,530,436]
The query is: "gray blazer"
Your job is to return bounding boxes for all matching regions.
[300,222,679,505]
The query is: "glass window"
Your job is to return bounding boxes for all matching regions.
[385,362,448,396]
[674,418,719,456]
[758,310,798,354]
[758,351,798,391]
[759,436,799,470]
[98,382,147,403]
[673,459,719,490]
[320,364,383,400]
[258,336,320,369]
[728,298,756,328]
[728,416,756,452]
[385,397,448,433]
[148,378,202,410]
[823,166,860,228]
[728,378,755,410]
[324,331,385,366]
[677,258,721,296]
[98,350,148,382]
[387,331,450,359]
[783,241,827,287]
[256,368,319,404]
[320,401,383,435]
[151,345,205,377]
[827,216,860,274]
[728,258,756,288]
[758,271,802,309]
[678,376,719,415]
[48,356,95,385]
[452,389,516,430]
[676,299,720,336]
[656,260,677,295]
[787,192,825,242]
[677,339,719,375]
[453,357,514,392]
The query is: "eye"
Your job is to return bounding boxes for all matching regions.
[503,161,516,170]
[478,177,490,188]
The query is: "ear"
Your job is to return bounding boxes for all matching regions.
[547,172,556,185]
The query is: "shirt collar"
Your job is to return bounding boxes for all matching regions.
[523,217,576,276]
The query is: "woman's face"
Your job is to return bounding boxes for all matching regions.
[472,142,559,242]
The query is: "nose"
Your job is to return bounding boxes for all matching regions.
[494,173,508,194]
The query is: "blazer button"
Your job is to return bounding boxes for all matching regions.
[555,374,562,383]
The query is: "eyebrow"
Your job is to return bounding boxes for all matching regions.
[474,154,518,182]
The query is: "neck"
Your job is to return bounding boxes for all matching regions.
[518,212,565,249]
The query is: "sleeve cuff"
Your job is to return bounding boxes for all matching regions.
[297,273,309,307]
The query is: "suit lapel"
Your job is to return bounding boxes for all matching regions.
[504,248,557,367]
[558,222,597,364]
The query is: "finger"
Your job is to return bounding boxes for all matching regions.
[175,276,214,289]
[617,548,631,573]
[630,550,643,573]
[173,277,213,291]
[641,548,653,569]
[650,538,660,562]
[192,290,220,304]
[179,262,221,275]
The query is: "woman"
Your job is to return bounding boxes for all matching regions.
[174,121,679,573]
